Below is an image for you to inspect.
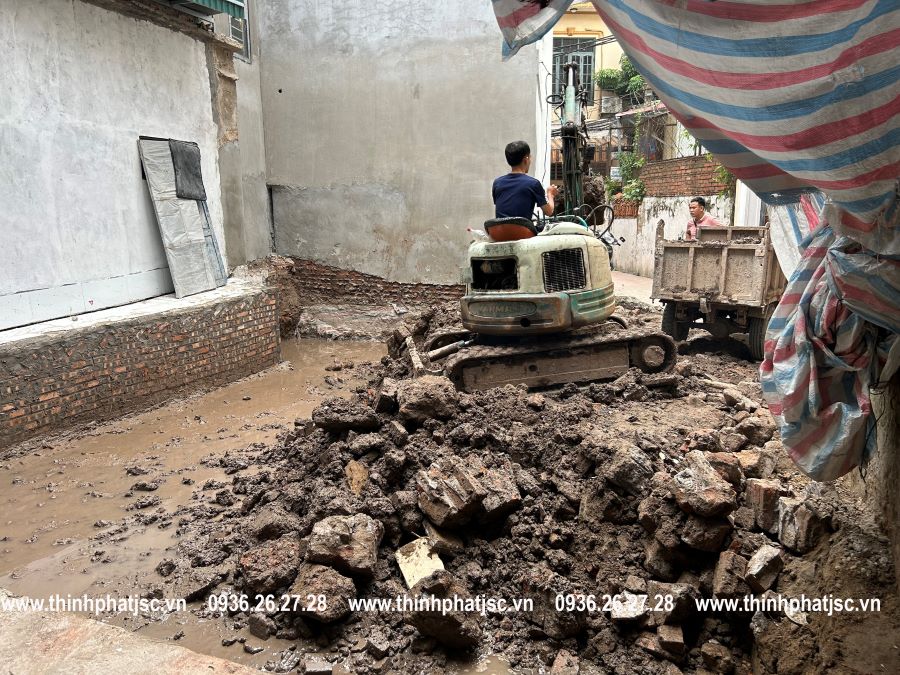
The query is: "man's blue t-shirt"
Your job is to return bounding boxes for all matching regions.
[492,173,546,220]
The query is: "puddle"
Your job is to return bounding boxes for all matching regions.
[0,338,384,668]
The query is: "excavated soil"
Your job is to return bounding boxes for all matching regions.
[118,303,898,674]
[3,302,897,674]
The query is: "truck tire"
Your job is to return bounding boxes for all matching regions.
[661,303,690,342]
[748,316,768,361]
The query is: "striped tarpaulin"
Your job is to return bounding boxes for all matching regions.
[492,0,899,480]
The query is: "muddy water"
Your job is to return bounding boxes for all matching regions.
[0,337,514,673]
[0,339,384,667]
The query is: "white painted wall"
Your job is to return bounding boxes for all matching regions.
[610,195,733,278]
[0,0,224,330]
[258,0,551,285]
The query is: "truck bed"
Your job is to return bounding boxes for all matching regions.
[650,224,786,308]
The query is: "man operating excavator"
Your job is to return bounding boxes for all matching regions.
[492,141,559,221]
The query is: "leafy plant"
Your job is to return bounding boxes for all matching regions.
[705,152,737,198]
[595,68,620,92]
[622,179,645,201]
[618,151,645,186]
[605,179,623,201]
[625,74,646,99]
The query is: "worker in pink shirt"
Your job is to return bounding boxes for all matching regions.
[685,196,722,240]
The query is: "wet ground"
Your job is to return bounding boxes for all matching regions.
[0,339,385,669]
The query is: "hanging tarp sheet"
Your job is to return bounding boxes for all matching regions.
[138,138,226,298]
[492,0,900,480]
[768,192,826,280]
[494,0,574,58]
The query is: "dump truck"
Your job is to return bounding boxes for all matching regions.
[651,221,787,360]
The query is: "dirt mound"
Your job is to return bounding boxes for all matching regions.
[141,307,899,674]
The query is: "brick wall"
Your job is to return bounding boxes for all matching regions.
[639,156,729,197]
[0,290,280,448]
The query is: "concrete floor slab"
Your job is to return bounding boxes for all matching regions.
[0,589,256,674]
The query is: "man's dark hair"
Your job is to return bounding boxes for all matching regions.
[505,141,531,167]
[690,196,707,209]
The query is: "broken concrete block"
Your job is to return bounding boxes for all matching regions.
[386,420,409,446]
[657,624,685,655]
[712,551,749,599]
[306,513,384,577]
[705,452,743,487]
[604,441,654,496]
[349,433,387,457]
[624,575,647,594]
[581,479,628,525]
[645,581,700,626]
[735,449,776,479]
[745,544,783,592]
[312,398,380,433]
[423,520,464,557]
[720,433,749,453]
[374,377,399,413]
[644,540,680,582]
[247,612,276,640]
[730,506,756,530]
[291,563,355,623]
[680,515,733,552]
[245,504,302,541]
[701,641,734,674]
[635,632,672,660]
[396,375,459,423]
[526,393,546,411]
[610,591,649,622]
[392,490,423,534]
[344,460,369,496]
[395,538,445,589]
[404,570,482,649]
[550,649,579,675]
[416,458,487,528]
[671,451,737,518]
[468,457,522,523]
[238,536,302,595]
[745,478,787,533]
[778,497,826,553]
[735,416,776,446]
[687,430,722,453]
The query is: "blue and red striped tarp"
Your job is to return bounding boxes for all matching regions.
[493,0,899,480]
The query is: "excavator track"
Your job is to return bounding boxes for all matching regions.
[441,325,676,392]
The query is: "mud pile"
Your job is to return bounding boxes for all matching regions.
[142,305,896,674]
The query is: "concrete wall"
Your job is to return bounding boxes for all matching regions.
[258,0,550,286]
[610,195,733,278]
[0,0,224,330]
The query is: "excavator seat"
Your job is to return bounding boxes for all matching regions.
[483,217,537,242]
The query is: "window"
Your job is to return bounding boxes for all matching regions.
[229,1,251,62]
[553,37,595,106]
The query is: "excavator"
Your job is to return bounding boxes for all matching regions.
[403,63,677,392]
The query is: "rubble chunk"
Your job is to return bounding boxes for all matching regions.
[468,457,522,523]
[604,441,654,496]
[735,449,776,479]
[374,377,399,413]
[246,504,302,541]
[735,416,776,446]
[423,520,464,557]
[248,612,276,640]
[701,641,734,674]
[416,458,487,528]
[345,460,369,496]
[610,591,649,622]
[644,540,681,581]
[550,649,579,675]
[712,551,749,599]
[238,536,302,595]
[778,497,826,553]
[306,514,384,577]
[745,544,783,592]
[404,571,482,649]
[671,451,737,518]
[349,433,387,457]
[386,420,409,446]
[657,624,685,655]
[291,563,356,623]
[680,515,733,552]
[720,433,749,453]
[396,538,445,588]
[745,478,787,533]
[396,375,459,423]
[705,452,743,487]
[312,398,380,433]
